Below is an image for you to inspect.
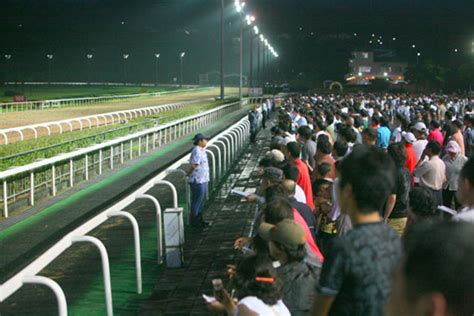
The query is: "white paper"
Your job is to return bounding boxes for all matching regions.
[231,189,251,197]
[202,294,216,303]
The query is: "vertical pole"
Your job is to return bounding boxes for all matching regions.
[69,159,74,188]
[51,165,56,196]
[239,15,243,100]
[257,39,260,88]
[249,34,253,89]
[180,57,183,88]
[30,172,35,206]
[220,0,225,100]
[2,180,8,218]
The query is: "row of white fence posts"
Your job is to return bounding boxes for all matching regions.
[0,97,212,145]
[1,101,243,217]
[0,111,252,316]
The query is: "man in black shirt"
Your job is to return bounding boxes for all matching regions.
[384,143,412,236]
[312,145,402,316]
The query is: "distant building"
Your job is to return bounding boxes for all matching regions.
[345,50,408,85]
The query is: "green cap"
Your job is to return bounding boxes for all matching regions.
[258,219,306,250]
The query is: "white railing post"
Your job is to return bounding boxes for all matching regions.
[165,170,190,222]
[69,159,74,187]
[218,138,230,170]
[207,141,227,177]
[30,172,35,206]
[3,180,8,217]
[22,275,68,316]
[84,155,89,180]
[110,146,114,169]
[107,211,142,294]
[52,165,57,196]
[206,145,222,180]
[205,150,217,188]
[212,141,227,173]
[153,180,178,208]
[99,150,103,175]
[222,134,234,163]
[136,194,163,264]
[71,236,113,316]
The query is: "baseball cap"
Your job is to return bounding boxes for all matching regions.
[193,133,210,143]
[446,140,460,154]
[413,122,427,132]
[258,219,306,250]
[402,132,416,144]
[264,149,285,163]
[263,167,283,183]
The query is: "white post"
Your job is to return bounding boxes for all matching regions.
[52,165,57,196]
[84,155,89,180]
[136,194,163,264]
[138,137,142,157]
[71,236,113,316]
[110,146,114,169]
[69,159,74,187]
[154,180,178,208]
[3,180,8,218]
[207,144,223,179]
[107,211,142,294]
[98,150,103,175]
[120,143,124,164]
[23,275,68,316]
[30,172,35,206]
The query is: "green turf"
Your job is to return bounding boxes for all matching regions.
[0,85,179,103]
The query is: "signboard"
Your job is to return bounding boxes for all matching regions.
[249,88,263,97]
[164,207,184,268]
[13,95,26,102]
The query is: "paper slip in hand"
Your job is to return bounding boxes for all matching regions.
[202,294,216,303]
[231,189,251,197]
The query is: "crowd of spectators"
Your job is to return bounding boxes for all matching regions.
[206,93,474,316]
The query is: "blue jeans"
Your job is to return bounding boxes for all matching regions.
[189,182,208,225]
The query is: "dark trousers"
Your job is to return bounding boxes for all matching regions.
[431,189,443,207]
[189,182,207,225]
[443,189,461,210]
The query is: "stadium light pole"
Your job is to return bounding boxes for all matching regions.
[86,54,93,85]
[154,53,160,86]
[122,54,129,84]
[249,25,259,90]
[46,54,54,84]
[235,1,246,100]
[220,0,225,100]
[180,52,186,88]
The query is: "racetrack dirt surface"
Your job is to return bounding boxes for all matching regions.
[0,87,238,129]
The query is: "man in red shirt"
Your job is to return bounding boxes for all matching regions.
[427,120,444,148]
[286,141,315,210]
[402,132,417,175]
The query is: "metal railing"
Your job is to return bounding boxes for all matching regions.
[0,100,247,217]
[0,86,212,114]
[0,97,219,145]
[0,111,252,316]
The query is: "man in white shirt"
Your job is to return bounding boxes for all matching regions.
[412,122,428,162]
[414,140,446,206]
[453,158,474,223]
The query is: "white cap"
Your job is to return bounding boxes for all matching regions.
[402,132,416,144]
[413,122,427,132]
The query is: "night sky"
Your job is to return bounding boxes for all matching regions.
[0,0,473,84]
